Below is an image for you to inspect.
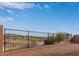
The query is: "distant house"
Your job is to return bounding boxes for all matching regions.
[70,35,79,44]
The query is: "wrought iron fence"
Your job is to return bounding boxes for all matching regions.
[4,28,52,51]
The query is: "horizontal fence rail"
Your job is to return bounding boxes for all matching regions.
[4,28,52,51]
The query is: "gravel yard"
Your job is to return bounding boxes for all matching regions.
[1,44,79,56]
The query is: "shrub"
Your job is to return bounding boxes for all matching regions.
[44,35,55,45]
[44,32,71,45]
[31,38,38,44]
[55,32,66,43]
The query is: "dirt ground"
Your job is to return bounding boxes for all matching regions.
[1,44,79,56]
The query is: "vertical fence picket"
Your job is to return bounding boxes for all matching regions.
[48,33,50,40]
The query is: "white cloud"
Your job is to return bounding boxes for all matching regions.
[44,4,50,8]
[6,16,14,20]
[0,7,4,9]
[35,4,41,8]
[0,2,51,10]
[0,2,37,10]
[6,9,14,14]
[0,16,14,21]
[0,2,25,9]
[0,2,78,10]
[0,16,14,26]
[24,3,36,8]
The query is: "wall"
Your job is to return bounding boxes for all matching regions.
[0,25,4,52]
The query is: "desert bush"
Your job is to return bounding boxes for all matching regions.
[55,32,66,43]
[44,39,55,45]
[44,32,71,45]
[54,32,72,43]
[44,34,55,45]
[31,38,38,45]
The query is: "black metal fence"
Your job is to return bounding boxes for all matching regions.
[4,28,52,51]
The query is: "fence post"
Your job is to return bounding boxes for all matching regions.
[27,31,30,48]
[48,33,50,40]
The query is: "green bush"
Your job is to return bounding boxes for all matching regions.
[44,35,55,45]
[55,32,66,43]
[31,38,38,44]
[44,32,70,45]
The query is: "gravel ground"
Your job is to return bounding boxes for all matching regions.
[0,44,79,56]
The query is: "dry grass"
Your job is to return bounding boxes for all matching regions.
[1,44,79,56]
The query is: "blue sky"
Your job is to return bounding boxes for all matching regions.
[0,2,79,34]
